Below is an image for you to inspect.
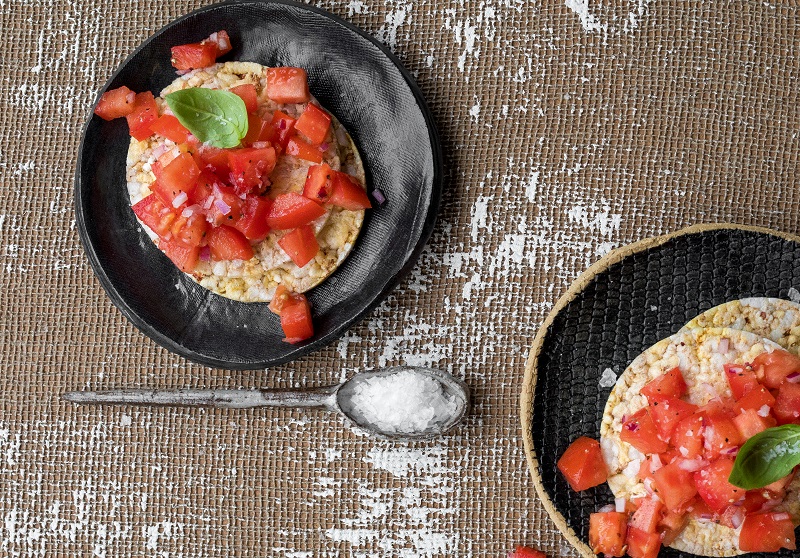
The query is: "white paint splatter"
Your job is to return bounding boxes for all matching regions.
[789,287,800,303]
[599,368,617,388]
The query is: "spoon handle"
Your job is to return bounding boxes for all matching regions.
[62,387,338,410]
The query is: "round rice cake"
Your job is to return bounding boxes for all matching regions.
[600,327,800,557]
[682,298,800,355]
[126,61,366,303]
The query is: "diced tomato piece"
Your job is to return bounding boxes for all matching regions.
[672,414,705,459]
[266,67,310,104]
[269,110,296,148]
[725,363,759,399]
[703,412,743,459]
[742,490,769,513]
[773,381,800,424]
[242,114,271,146]
[196,146,231,179]
[735,384,776,414]
[765,470,795,493]
[159,238,199,273]
[205,225,253,261]
[280,294,314,343]
[653,461,697,512]
[658,510,689,546]
[718,504,747,529]
[268,284,291,315]
[625,527,661,558]
[94,86,136,120]
[230,83,258,113]
[739,512,796,552]
[205,183,245,227]
[149,114,191,144]
[151,152,200,207]
[278,225,319,268]
[294,103,331,145]
[170,211,207,248]
[329,171,372,210]
[630,497,663,533]
[126,91,158,140]
[233,195,272,242]
[620,408,669,455]
[228,146,277,195]
[302,164,335,203]
[636,456,657,485]
[752,349,800,389]
[132,194,177,240]
[733,408,775,439]
[206,30,232,56]
[556,436,607,492]
[171,40,217,71]
[694,459,744,513]
[285,135,323,163]
[687,497,714,519]
[589,512,627,557]
[266,193,326,230]
[648,396,698,442]
[508,546,547,558]
[641,367,687,401]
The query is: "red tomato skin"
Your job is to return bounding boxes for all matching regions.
[648,396,698,442]
[630,497,663,533]
[227,146,277,196]
[302,164,335,203]
[230,84,258,113]
[625,527,661,558]
[278,225,319,268]
[269,110,296,148]
[94,86,136,120]
[152,152,200,207]
[268,284,291,315]
[620,408,669,455]
[132,194,176,240]
[556,436,608,492]
[672,414,705,459]
[703,412,743,459]
[773,382,800,424]
[653,462,698,512]
[733,408,776,439]
[126,92,158,140]
[149,114,191,144]
[266,193,326,231]
[694,459,744,513]
[234,196,272,242]
[159,239,199,273]
[266,67,310,104]
[329,172,372,210]
[752,349,800,389]
[294,103,332,145]
[280,295,314,343]
[739,512,797,552]
[641,367,688,401]
[509,546,547,558]
[725,363,760,399]
[205,225,254,261]
[285,136,323,163]
[242,114,271,146]
[734,384,776,414]
[170,40,218,71]
[589,512,627,557]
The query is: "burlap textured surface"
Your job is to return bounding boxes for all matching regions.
[1,0,799,556]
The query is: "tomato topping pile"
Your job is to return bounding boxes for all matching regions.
[559,352,800,556]
[507,546,547,558]
[93,31,375,345]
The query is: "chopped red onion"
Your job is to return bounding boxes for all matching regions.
[152,144,168,160]
[181,206,195,218]
[186,133,196,142]
[787,372,800,383]
[202,196,214,210]
[718,338,730,353]
[598,504,616,513]
[215,199,231,214]
[199,246,211,262]
[172,192,188,208]
[773,512,791,521]
[730,508,744,528]
[372,189,387,206]
[252,141,270,149]
[651,454,663,470]
[320,142,330,152]
[678,458,708,472]
[757,404,771,417]
[126,91,136,104]
[721,446,739,457]
[615,497,626,512]
[176,69,190,76]
[278,120,286,130]
[644,478,655,495]
[697,513,714,521]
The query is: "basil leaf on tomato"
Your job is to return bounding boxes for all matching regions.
[165,88,248,148]
[729,424,800,489]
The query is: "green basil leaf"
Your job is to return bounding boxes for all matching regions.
[729,424,800,489]
[165,88,248,148]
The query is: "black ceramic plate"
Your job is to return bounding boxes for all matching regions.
[521,224,800,558]
[75,0,441,369]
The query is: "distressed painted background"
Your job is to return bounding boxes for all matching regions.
[2,0,800,556]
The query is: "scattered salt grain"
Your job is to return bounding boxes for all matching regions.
[341,370,461,435]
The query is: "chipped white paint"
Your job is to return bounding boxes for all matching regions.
[565,0,657,34]
[789,287,800,304]
[599,367,617,388]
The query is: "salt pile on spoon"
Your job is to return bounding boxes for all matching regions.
[342,369,462,435]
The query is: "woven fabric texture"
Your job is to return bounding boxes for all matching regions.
[1,0,799,556]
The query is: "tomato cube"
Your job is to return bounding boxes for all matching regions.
[171,40,217,71]
[230,83,258,113]
[734,384,776,415]
[303,164,335,203]
[266,67,310,104]
[725,363,759,399]
[625,527,661,558]
[508,546,547,558]
[278,225,319,268]
[733,408,775,439]
[269,110,296,148]
[280,294,314,343]
[126,91,158,141]
[672,414,705,459]
[206,30,232,56]
[242,114,272,146]
[703,412,743,459]
[739,512,796,552]
[132,194,177,240]
[149,114,191,144]
[94,86,136,120]
[556,436,607,492]
[620,408,669,455]
[159,238,199,273]
[641,367,687,401]
[329,171,372,210]
[653,462,697,512]
[197,146,231,179]
[266,193,326,231]
[286,136,323,163]
[206,225,253,261]
[268,284,291,316]
[648,396,697,442]
[204,183,244,227]
[630,497,663,533]
[294,103,331,145]
[151,152,200,207]
[589,512,627,557]
[170,211,207,248]
[234,195,272,242]
[228,146,277,195]
[752,349,800,389]
[773,382,800,424]
[694,459,744,513]
[658,510,689,546]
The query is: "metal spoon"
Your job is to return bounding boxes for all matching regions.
[61,366,470,439]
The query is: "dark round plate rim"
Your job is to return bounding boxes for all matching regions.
[519,222,800,558]
[73,0,443,370]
